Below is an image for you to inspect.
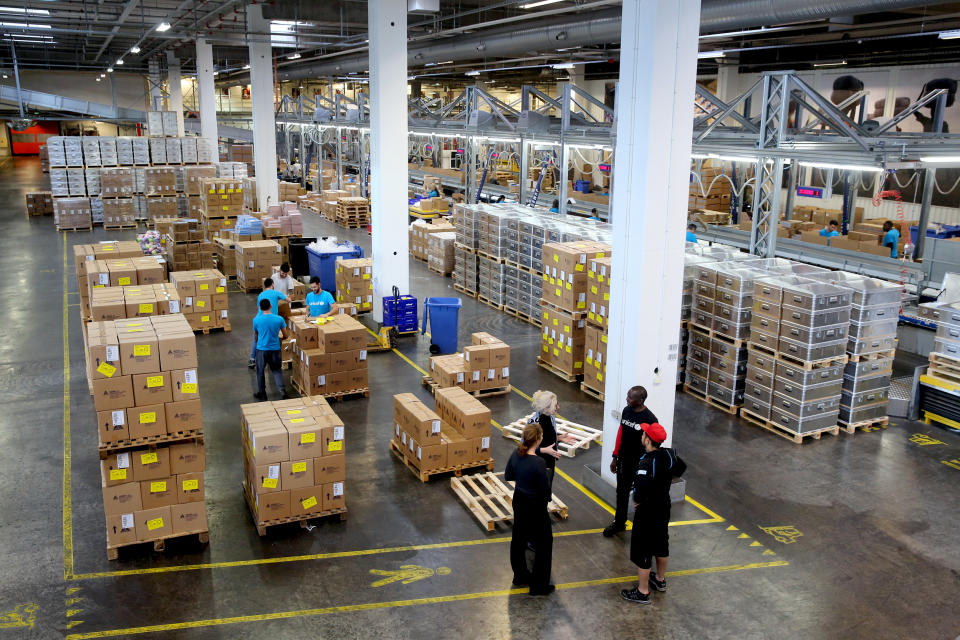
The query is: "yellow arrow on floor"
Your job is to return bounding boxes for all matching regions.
[65,588,81,595]
[67,621,84,629]
[726,525,739,531]
[66,609,82,618]
[66,598,82,606]
[369,565,451,587]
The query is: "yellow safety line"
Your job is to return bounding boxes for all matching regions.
[62,237,75,581]
[390,347,429,376]
[65,561,789,638]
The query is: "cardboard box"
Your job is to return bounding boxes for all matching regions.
[132,371,173,406]
[101,451,135,487]
[105,513,138,546]
[247,424,290,464]
[442,426,469,467]
[255,490,290,521]
[98,408,129,444]
[171,502,208,535]
[165,399,203,434]
[286,421,324,458]
[103,482,143,515]
[141,476,178,510]
[281,459,315,490]
[128,403,167,439]
[93,375,136,411]
[132,447,171,481]
[290,486,324,516]
[135,506,173,541]
[159,334,199,371]
[176,472,205,503]
[118,336,160,375]
[313,453,346,485]
[322,481,345,511]
[413,436,447,472]
[169,441,206,474]
[321,423,345,456]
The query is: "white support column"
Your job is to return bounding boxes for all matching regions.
[600,0,700,482]
[166,51,185,136]
[368,0,409,324]
[716,58,740,102]
[195,38,218,152]
[248,3,279,211]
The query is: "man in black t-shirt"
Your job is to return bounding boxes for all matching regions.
[603,386,657,537]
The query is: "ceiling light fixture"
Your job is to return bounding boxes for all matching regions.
[813,60,847,68]
[156,21,171,32]
[520,0,563,8]
[938,29,960,40]
[0,21,51,28]
[799,161,882,172]
[115,58,124,65]
[107,67,114,73]
[243,64,250,69]
[96,77,101,82]
[130,45,140,53]
[552,62,575,69]
[287,53,301,60]
[697,51,725,59]
[0,6,49,15]
[919,156,960,163]
[692,152,758,163]
[465,70,480,76]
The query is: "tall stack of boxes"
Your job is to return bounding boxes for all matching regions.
[427,232,456,275]
[335,258,373,313]
[74,241,144,320]
[25,191,54,216]
[410,218,456,262]
[199,177,244,240]
[392,390,492,476]
[89,315,207,554]
[428,332,510,392]
[583,256,611,393]
[235,239,282,291]
[241,397,347,525]
[168,270,231,332]
[289,314,370,397]
[89,284,182,322]
[54,197,93,230]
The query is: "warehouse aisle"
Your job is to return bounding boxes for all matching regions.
[1,156,958,639]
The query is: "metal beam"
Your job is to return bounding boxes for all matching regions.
[93,0,141,63]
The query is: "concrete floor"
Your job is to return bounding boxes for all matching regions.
[0,155,958,640]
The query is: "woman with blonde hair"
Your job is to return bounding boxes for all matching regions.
[505,423,554,595]
[529,390,562,488]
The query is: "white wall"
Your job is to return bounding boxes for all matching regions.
[2,71,149,112]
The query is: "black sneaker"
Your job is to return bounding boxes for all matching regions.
[529,584,556,596]
[281,391,291,399]
[603,522,626,538]
[648,574,667,592]
[620,587,651,605]
[512,574,532,587]
[253,392,268,401]
[247,359,256,369]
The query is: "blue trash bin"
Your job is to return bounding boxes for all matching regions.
[421,297,462,354]
[305,240,364,294]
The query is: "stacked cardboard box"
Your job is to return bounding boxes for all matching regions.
[321,190,350,221]
[54,197,93,230]
[541,242,611,313]
[539,305,588,378]
[157,219,203,271]
[145,168,177,196]
[183,166,217,196]
[147,110,180,137]
[583,255,612,392]
[74,241,144,320]
[235,239,282,291]
[90,284,182,321]
[261,203,304,237]
[391,390,492,476]
[85,256,166,300]
[409,218,455,261]
[199,178,244,240]
[335,258,373,313]
[168,270,231,332]
[25,191,54,216]
[427,232,456,275]
[289,314,369,397]
[213,237,237,276]
[428,332,510,392]
[102,198,137,229]
[242,177,258,212]
[88,314,207,554]
[241,396,347,525]
[278,181,303,202]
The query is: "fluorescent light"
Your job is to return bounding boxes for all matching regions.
[130,45,140,53]
[0,21,50,28]
[0,6,49,15]
[243,64,250,69]
[2,74,7,78]
[155,21,171,32]
[919,156,960,163]
[464,70,481,76]
[520,0,563,8]
[698,51,725,59]
[116,58,124,65]
[552,62,575,69]
[107,67,114,73]
[938,29,960,39]
[692,152,758,163]
[287,53,301,60]
[100,73,105,78]
[799,161,882,172]
[96,77,101,82]
[813,60,847,68]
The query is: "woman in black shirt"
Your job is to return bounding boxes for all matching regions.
[530,390,562,489]
[505,423,555,595]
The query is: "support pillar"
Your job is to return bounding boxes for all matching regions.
[600,0,700,483]
[368,0,409,324]
[248,3,279,211]
[195,38,218,153]
[716,58,740,102]
[166,51,185,136]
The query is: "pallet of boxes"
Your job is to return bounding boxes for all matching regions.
[100,168,138,229]
[428,230,456,276]
[289,311,370,400]
[391,390,493,482]
[25,191,54,217]
[73,241,144,321]
[539,242,611,382]
[409,218,455,264]
[156,218,204,271]
[581,254,611,400]
[169,270,231,333]
[200,177,244,241]
[241,397,347,535]
[89,315,208,559]
[236,239,282,293]
[335,258,374,314]
[424,332,511,398]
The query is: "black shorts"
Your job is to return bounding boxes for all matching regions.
[629,506,670,569]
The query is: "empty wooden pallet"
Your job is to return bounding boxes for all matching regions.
[450,471,568,532]
[501,413,602,457]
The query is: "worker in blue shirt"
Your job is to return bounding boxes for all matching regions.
[248,277,289,368]
[819,219,841,245]
[882,221,900,258]
[686,224,698,243]
[549,199,560,213]
[306,276,336,318]
[252,298,290,401]
[427,188,440,198]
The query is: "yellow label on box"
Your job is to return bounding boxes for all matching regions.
[575,264,584,272]
[182,479,199,491]
[221,194,228,200]
[596,252,605,258]
[555,288,561,296]
[552,318,558,326]
[566,283,572,290]
[262,477,278,489]
[137,303,154,314]
[588,312,596,321]
[301,496,318,509]
[588,271,595,279]
[141,452,158,464]
[328,441,343,452]
[133,345,151,356]
[146,375,164,388]
[209,188,216,193]
[286,410,302,415]
[542,274,548,282]
[150,481,167,493]
[591,286,598,295]
[553,349,559,357]
[216,287,225,293]
[109,469,127,481]
[575,361,583,368]
[290,418,305,424]
[181,383,198,394]
[599,275,605,283]
[601,334,607,343]
[97,362,117,377]
[140,411,156,424]
[201,315,210,322]
[102,246,114,250]
[197,300,206,308]
[125,322,143,327]
[199,284,209,290]
[597,373,603,381]
[362,273,370,279]
[118,277,131,285]
[300,432,315,444]
[553,254,559,262]
[542,345,548,353]
[586,357,593,365]
[577,302,586,308]
[603,292,610,301]
[146,517,164,531]
[225,220,232,226]
[292,462,307,473]
[228,188,235,193]
[222,206,229,211]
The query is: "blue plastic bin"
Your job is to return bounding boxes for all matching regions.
[421,297,462,355]
[909,224,960,244]
[383,294,418,333]
[305,240,364,294]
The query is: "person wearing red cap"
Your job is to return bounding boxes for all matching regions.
[621,421,686,605]
[604,386,658,537]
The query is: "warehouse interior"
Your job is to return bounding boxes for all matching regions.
[1,1,959,638]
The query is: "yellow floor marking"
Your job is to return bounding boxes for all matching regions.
[762,550,777,556]
[749,541,763,547]
[65,561,789,639]
[62,237,75,581]
[726,525,739,531]
[738,533,750,539]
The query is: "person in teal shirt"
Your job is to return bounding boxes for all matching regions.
[882,221,900,258]
[819,219,841,245]
[427,188,440,198]
[549,199,560,213]
[306,276,336,317]
[248,277,289,368]
[686,223,698,243]
[252,298,289,401]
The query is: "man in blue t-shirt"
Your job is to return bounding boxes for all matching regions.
[306,276,336,318]
[819,219,841,245]
[248,277,289,368]
[882,221,900,258]
[252,298,289,400]
[686,223,698,243]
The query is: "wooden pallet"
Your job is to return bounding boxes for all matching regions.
[420,375,510,398]
[739,408,840,444]
[103,223,138,230]
[926,365,960,385]
[580,382,605,401]
[776,351,848,371]
[242,481,346,536]
[389,439,495,482]
[452,283,478,298]
[536,357,582,382]
[238,284,263,294]
[477,295,505,311]
[538,299,589,318]
[747,341,777,357]
[194,324,231,335]
[411,254,429,263]
[454,243,478,255]
[98,430,204,459]
[290,377,370,401]
[476,250,506,264]
[683,385,740,415]
[107,529,209,561]
[838,416,890,434]
[58,226,93,232]
[928,352,960,368]
[848,349,897,362]
[501,413,602,457]
[428,265,452,277]
[450,472,568,532]
[503,259,542,277]
[514,309,542,327]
